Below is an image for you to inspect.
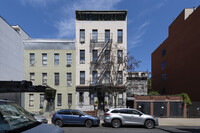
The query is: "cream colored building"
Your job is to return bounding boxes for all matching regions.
[24,39,76,113]
[75,10,127,111]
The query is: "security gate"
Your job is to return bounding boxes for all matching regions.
[137,102,151,115]
[170,102,184,118]
[153,102,167,117]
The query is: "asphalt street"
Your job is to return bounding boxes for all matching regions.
[62,125,200,133]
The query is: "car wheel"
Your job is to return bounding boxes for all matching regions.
[144,120,154,129]
[54,119,63,127]
[112,119,121,128]
[85,119,93,128]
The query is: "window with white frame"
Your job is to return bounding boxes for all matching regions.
[54,53,59,65]
[117,71,123,84]
[118,93,123,106]
[68,94,72,105]
[80,29,85,43]
[80,50,85,64]
[42,53,47,66]
[29,94,34,107]
[92,71,97,85]
[92,29,98,42]
[67,53,72,66]
[40,94,44,108]
[30,73,35,85]
[105,50,110,63]
[42,73,47,85]
[57,94,62,106]
[55,73,59,85]
[67,73,72,86]
[90,92,94,105]
[30,53,35,66]
[80,71,85,84]
[105,71,110,84]
[105,30,110,42]
[117,29,123,43]
[92,50,98,62]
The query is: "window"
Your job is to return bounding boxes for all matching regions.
[42,73,47,85]
[118,29,123,43]
[92,71,97,84]
[92,50,98,62]
[161,74,166,81]
[80,50,85,63]
[80,71,85,84]
[162,48,166,57]
[30,53,35,66]
[80,29,85,43]
[57,94,62,106]
[105,71,110,84]
[40,94,44,108]
[67,73,72,86]
[111,110,119,113]
[58,110,71,115]
[92,29,98,42]
[30,73,35,85]
[54,53,59,65]
[67,53,72,66]
[162,61,166,70]
[90,92,94,105]
[29,94,34,107]
[79,92,84,103]
[119,109,128,114]
[68,94,72,105]
[117,71,123,84]
[108,93,113,106]
[117,50,123,63]
[42,53,47,66]
[55,73,59,85]
[105,30,110,42]
[105,50,110,63]
[118,93,123,106]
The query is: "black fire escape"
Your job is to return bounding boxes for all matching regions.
[89,33,113,110]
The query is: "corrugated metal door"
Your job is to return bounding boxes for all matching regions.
[153,102,167,117]
[137,102,151,115]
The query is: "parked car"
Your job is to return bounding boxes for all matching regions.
[104,108,159,128]
[0,100,64,133]
[29,112,48,123]
[52,109,100,127]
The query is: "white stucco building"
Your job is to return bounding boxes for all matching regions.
[75,10,127,111]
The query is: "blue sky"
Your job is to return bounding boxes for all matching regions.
[0,0,199,75]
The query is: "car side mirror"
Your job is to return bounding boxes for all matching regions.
[139,113,143,116]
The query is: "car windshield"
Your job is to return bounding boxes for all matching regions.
[0,102,37,132]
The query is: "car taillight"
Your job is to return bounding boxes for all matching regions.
[104,113,110,116]
[53,114,55,117]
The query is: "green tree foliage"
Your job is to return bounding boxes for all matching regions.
[177,93,192,106]
[148,91,160,96]
[147,78,152,91]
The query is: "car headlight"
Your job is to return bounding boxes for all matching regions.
[93,117,99,120]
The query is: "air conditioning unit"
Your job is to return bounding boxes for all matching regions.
[66,62,72,67]
[67,81,72,86]
[80,60,85,64]
[30,61,35,66]
[80,38,85,43]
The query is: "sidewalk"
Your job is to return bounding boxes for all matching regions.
[158,118,200,126]
[47,117,200,126]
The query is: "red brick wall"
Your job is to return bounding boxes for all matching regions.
[152,6,200,102]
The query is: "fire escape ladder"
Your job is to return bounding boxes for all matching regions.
[95,40,110,64]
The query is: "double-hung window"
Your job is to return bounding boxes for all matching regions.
[40,94,44,108]
[57,94,62,106]
[80,50,85,64]
[55,73,59,85]
[92,71,97,84]
[42,53,47,66]
[67,53,72,66]
[42,73,47,85]
[80,29,85,43]
[29,94,34,107]
[30,53,35,66]
[67,73,72,86]
[68,94,72,105]
[92,50,98,62]
[117,71,123,84]
[80,71,85,84]
[54,53,59,65]
[105,30,110,42]
[30,73,35,85]
[92,29,98,42]
[117,29,123,43]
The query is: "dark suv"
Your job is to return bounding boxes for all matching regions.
[52,109,100,127]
